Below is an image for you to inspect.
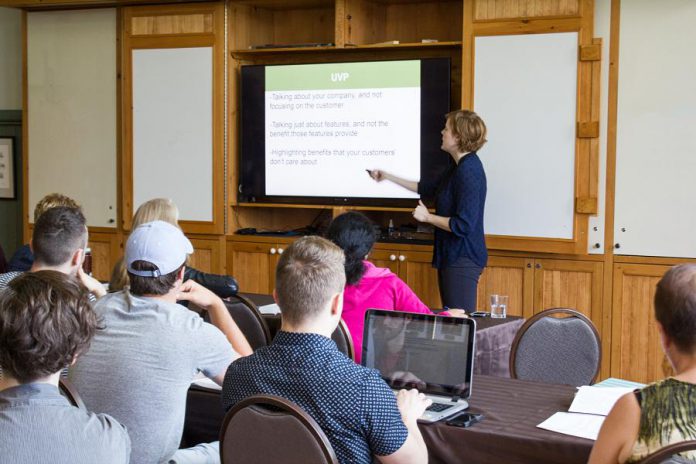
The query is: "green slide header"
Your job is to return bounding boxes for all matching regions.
[266,60,420,91]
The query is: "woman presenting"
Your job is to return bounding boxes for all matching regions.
[370,109,488,310]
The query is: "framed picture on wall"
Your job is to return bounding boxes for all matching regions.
[0,138,16,199]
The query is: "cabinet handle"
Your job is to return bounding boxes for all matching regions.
[389,254,397,261]
[526,263,532,268]
[278,248,284,255]
[270,248,277,255]
[398,255,406,262]
[535,263,541,269]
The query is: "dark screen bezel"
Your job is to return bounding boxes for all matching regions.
[238,58,451,207]
[361,309,476,399]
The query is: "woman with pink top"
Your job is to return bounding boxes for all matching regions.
[326,212,457,363]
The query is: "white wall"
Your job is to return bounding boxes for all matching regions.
[0,7,22,110]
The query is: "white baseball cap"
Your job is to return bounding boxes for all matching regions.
[126,220,193,277]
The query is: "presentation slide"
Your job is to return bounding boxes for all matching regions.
[264,61,421,199]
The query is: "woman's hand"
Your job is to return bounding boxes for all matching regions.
[413,200,431,223]
[369,169,388,182]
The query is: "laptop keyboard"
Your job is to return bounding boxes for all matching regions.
[426,403,454,412]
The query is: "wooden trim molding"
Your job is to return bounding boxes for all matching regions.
[121,2,225,235]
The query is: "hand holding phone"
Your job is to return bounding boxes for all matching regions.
[446,412,483,428]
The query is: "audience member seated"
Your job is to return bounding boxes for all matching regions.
[0,271,130,463]
[7,193,81,272]
[70,220,252,464]
[326,211,463,363]
[222,236,431,464]
[590,264,696,464]
[109,198,239,298]
[0,206,105,299]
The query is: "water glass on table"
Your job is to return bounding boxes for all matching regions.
[490,294,508,319]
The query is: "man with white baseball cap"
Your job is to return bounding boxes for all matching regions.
[70,220,252,464]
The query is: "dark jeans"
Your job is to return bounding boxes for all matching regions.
[438,255,483,311]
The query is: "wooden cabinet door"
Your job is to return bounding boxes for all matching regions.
[395,250,441,309]
[189,236,224,274]
[476,256,533,317]
[368,249,399,275]
[611,263,671,384]
[227,241,278,294]
[533,259,603,323]
[87,230,122,282]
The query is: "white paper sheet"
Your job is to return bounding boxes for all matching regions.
[258,303,281,315]
[537,412,605,440]
[569,386,635,416]
[191,376,222,391]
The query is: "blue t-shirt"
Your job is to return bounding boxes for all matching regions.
[222,331,408,464]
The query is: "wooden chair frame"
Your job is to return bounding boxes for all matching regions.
[509,307,601,383]
[219,394,338,464]
[58,378,86,410]
[333,319,355,361]
[637,440,696,464]
[226,293,272,347]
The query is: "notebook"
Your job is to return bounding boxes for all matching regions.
[362,309,476,422]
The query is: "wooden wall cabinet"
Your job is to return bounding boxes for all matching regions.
[370,245,441,308]
[87,229,122,283]
[226,237,292,294]
[611,263,672,384]
[188,235,225,274]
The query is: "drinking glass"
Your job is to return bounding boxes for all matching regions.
[491,295,508,318]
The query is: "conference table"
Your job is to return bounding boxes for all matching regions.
[240,292,525,378]
[183,375,593,464]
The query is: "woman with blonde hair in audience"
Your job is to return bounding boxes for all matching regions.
[590,263,696,464]
[110,198,239,297]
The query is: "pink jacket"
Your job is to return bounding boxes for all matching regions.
[342,261,436,363]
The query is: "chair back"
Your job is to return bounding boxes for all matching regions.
[510,308,601,386]
[221,294,272,351]
[331,319,355,361]
[637,440,696,464]
[58,378,86,410]
[220,394,338,464]
[0,244,6,273]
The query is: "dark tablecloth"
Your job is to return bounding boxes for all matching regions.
[183,375,592,463]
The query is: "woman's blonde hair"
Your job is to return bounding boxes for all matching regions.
[109,198,182,292]
[446,110,488,153]
[132,198,179,229]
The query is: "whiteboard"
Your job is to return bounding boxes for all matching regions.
[132,47,213,222]
[474,32,578,239]
[614,0,696,258]
[27,9,117,227]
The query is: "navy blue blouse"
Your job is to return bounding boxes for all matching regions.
[420,152,487,269]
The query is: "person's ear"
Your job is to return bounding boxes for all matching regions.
[273,289,279,304]
[29,239,34,253]
[177,266,186,282]
[656,321,673,352]
[72,248,85,267]
[330,291,343,317]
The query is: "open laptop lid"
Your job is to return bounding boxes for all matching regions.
[362,309,476,400]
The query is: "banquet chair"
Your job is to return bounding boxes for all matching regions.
[220,394,338,464]
[509,308,601,386]
[637,440,696,464]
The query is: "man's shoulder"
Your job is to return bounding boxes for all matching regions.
[0,271,24,289]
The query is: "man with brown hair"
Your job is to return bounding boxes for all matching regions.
[7,192,81,272]
[71,220,252,464]
[222,236,431,464]
[0,206,105,298]
[0,271,131,463]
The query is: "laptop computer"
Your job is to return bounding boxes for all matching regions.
[362,309,476,423]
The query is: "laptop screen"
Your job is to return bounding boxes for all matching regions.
[361,309,476,399]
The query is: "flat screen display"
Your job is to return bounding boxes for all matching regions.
[239,58,451,207]
[362,309,476,398]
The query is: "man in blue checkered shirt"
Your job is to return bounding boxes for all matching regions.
[222,236,431,464]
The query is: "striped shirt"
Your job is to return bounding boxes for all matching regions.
[0,383,131,463]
